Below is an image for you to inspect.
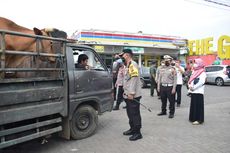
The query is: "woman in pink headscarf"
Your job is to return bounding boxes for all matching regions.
[188,58,206,125]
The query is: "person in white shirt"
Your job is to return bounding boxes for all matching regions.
[112,54,120,101]
[113,59,125,110]
[188,58,206,125]
[172,60,185,107]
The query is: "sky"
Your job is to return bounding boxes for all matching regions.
[0,0,230,41]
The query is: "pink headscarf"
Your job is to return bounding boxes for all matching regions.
[188,58,205,84]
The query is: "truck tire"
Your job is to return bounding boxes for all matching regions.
[70,105,98,140]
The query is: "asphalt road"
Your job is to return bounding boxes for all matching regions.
[1,84,230,153]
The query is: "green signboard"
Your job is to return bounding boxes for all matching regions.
[124,47,144,54]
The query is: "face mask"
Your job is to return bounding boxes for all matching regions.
[116,59,123,64]
[121,57,126,63]
[115,57,120,60]
[165,61,170,66]
[193,63,198,68]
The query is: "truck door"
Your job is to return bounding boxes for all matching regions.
[72,48,113,110]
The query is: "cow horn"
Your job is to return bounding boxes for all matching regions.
[44,28,54,32]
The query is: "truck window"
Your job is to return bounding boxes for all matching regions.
[73,50,106,71]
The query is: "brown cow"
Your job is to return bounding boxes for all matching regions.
[0,17,67,78]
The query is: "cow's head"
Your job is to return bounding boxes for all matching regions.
[44,28,67,39]
[33,27,67,62]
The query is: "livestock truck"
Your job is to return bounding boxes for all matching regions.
[0,30,113,149]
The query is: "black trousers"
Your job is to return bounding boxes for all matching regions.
[125,97,142,133]
[160,86,175,115]
[176,85,182,104]
[113,78,117,100]
[189,93,204,123]
[115,86,124,106]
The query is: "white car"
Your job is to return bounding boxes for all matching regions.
[205,65,230,86]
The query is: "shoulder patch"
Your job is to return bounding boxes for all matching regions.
[129,63,139,77]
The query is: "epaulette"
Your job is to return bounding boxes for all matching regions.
[128,63,138,77]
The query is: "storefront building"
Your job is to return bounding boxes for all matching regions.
[72,29,187,68]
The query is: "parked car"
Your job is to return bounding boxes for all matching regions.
[139,66,151,88]
[205,65,230,86]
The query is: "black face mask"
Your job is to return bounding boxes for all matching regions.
[165,61,170,66]
[121,57,126,64]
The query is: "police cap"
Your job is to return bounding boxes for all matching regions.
[163,55,173,61]
[119,49,133,56]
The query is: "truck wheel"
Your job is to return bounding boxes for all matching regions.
[70,105,98,140]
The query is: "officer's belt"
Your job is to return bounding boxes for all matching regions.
[161,83,173,87]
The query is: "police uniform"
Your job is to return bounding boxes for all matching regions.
[121,49,142,141]
[157,55,177,118]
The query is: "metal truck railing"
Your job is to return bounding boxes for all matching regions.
[0,29,69,81]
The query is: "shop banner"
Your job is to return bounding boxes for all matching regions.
[94,46,104,53]
[124,47,144,54]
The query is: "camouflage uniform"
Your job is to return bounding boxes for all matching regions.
[149,64,157,96]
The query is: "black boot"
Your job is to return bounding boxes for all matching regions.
[123,129,134,136]
[168,114,174,118]
[129,133,142,141]
[129,130,143,141]
[157,112,167,116]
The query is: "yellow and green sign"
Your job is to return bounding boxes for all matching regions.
[94,46,104,53]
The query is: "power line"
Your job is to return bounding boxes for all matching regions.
[184,0,230,12]
[204,0,230,8]
[217,0,230,4]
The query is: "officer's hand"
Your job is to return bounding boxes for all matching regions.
[127,94,134,100]
[175,63,180,68]
[157,86,160,92]
[171,89,176,94]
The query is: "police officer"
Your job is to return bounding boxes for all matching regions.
[120,49,143,141]
[157,55,177,118]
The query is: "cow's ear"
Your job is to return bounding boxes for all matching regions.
[33,27,43,35]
